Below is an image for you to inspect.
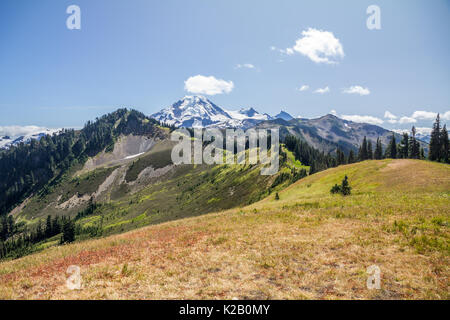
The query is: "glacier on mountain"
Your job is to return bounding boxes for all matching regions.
[151,95,288,129]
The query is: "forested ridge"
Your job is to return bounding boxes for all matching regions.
[0,109,162,215]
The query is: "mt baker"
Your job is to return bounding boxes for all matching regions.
[151,95,291,129]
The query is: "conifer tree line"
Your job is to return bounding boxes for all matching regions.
[283,135,338,175]
[0,200,100,260]
[0,214,76,260]
[335,115,448,164]
[285,114,448,176]
[338,131,424,163]
[428,114,449,163]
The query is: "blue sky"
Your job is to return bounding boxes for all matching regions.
[0,0,449,134]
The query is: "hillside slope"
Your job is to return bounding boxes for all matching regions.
[10,140,299,240]
[0,159,448,299]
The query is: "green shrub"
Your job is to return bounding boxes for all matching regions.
[330,175,351,196]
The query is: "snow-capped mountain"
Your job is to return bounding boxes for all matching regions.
[152,96,231,128]
[226,107,272,121]
[151,96,275,129]
[0,127,61,150]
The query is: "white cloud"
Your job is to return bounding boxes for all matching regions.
[411,110,437,120]
[384,111,397,120]
[235,63,256,69]
[285,28,344,64]
[330,109,338,116]
[442,111,450,120]
[314,86,330,94]
[342,85,370,96]
[398,116,417,124]
[297,85,309,92]
[184,75,234,95]
[285,48,294,55]
[0,125,56,137]
[385,110,449,124]
[341,115,384,125]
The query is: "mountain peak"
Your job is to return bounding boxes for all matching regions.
[238,107,259,117]
[151,97,273,128]
[275,111,294,121]
[181,95,209,102]
[152,96,232,128]
[319,113,340,120]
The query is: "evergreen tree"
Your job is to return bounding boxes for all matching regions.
[0,217,7,241]
[340,175,351,196]
[409,126,420,159]
[61,218,75,244]
[309,161,316,175]
[429,114,441,161]
[275,192,280,200]
[348,150,355,164]
[374,137,383,160]
[440,124,449,163]
[35,220,43,242]
[330,183,341,194]
[330,175,351,196]
[420,147,425,160]
[367,140,373,160]
[52,216,61,235]
[359,136,368,161]
[7,216,14,236]
[385,134,397,159]
[45,215,52,238]
[399,133,409,158]
[336,148,346,165]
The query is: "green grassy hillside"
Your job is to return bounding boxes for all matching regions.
[1,159,448,299]
[8,141,302,252]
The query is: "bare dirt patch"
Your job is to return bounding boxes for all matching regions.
[82,135,156,172]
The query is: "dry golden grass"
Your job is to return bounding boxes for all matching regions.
[0,159,448,300]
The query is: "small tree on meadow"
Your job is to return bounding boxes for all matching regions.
[330,175,351,196]
[340,175,351,195]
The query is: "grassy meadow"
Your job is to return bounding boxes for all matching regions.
[0,159,448,299]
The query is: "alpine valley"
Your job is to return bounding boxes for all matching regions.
[0,97,447,300]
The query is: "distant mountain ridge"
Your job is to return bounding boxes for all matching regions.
[255,113,428,154]
[150,96,428,154]
[151,95,292,129]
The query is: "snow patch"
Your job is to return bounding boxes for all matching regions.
[124,152,145,160]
